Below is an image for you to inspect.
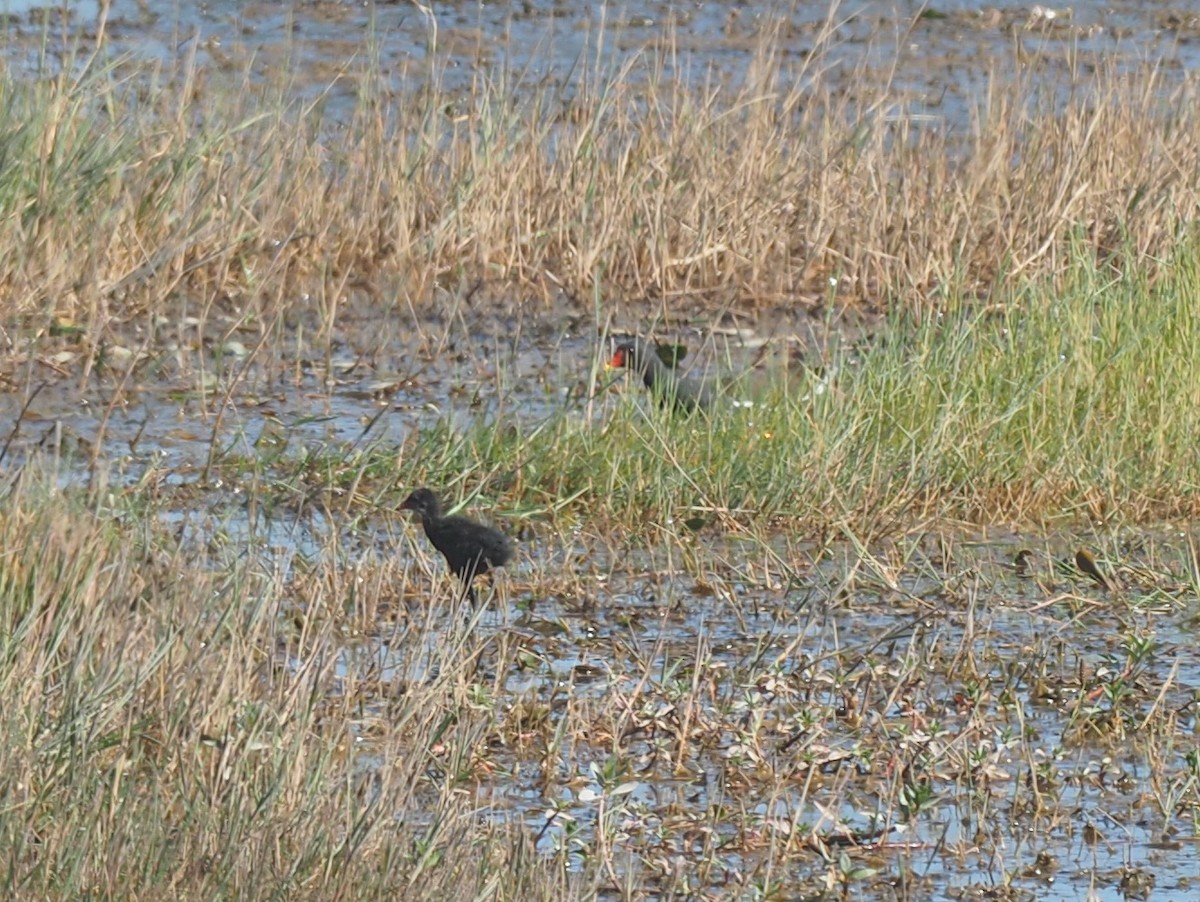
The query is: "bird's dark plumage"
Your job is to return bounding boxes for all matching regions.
[609,338,714,412]
[399,488,513,603]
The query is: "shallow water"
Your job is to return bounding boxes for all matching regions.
[328,531,1200,900]
[1,0,1198,130]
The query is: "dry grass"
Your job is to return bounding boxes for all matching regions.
[0,19,1197,345]
[1,465,1198,899]
[0,469,584,898]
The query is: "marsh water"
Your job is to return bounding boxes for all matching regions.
[3,1,1200,900]
[2,0,1200,126]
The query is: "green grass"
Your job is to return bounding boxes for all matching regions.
[372,245,1200,534]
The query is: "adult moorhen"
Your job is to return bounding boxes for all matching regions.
[399,487,514,603]
[608,337,715,413]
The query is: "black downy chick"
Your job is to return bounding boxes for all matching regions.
[399,488,514,604]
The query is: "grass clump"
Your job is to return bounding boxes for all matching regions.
[382,246,1200,533]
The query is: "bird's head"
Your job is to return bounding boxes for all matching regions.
[609,339,651,374]
[399,487,441,520]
